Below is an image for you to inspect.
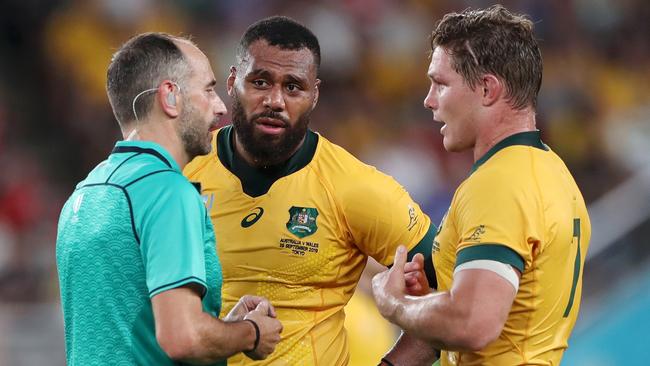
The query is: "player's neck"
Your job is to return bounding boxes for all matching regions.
[473,108,537,162]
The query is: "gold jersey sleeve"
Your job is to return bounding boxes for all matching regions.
[327,143,432,266]
[184,128,431,366]
[433,134,591,366]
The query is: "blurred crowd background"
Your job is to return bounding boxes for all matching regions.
[0,0,649,364]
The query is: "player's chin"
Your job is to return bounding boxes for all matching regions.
[254,130,285,144]
[442,137,457,152]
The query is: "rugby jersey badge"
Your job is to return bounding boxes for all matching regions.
[287,206,318,238]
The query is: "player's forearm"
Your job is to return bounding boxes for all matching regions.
[392,292,471,351]
[382,331,438,366]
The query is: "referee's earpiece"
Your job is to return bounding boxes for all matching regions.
[167,91,176,106]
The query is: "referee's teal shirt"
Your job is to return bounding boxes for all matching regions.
[56,140,224,365]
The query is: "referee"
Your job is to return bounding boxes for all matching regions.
[55,33,282,365]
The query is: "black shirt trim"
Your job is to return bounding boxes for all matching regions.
[112,146,173,169]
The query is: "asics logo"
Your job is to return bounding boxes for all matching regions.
[241,207,264,228]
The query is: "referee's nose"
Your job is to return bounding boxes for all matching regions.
[213,94,227,117]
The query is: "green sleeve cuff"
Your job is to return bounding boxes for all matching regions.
[456,244,525,273]
[407,221,437,261]
[406,222,438,288]
[149,276,207,299]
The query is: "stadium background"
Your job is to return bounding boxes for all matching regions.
[0,0,649,364]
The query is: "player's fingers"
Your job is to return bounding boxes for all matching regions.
[414,253,425,267]
[405,263,425,274]
[390,246,407,275]
[405,276,418,287]
[405,271,420,282]
[404,261,420,273]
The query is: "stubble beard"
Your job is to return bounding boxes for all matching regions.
[179,102,213,160]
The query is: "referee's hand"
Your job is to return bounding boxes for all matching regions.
[224,295,276,322]
[243,301,283,360]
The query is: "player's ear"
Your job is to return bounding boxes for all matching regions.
[480,74,502,107]
[311,79,321,110]
[227,66,236,97]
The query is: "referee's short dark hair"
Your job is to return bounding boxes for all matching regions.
[236,16,321,73]
[106,32,193,127]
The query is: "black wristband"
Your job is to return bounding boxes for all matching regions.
[380,357,395,366]
[243,319,260,352]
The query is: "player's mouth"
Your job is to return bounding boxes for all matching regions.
[255,117,287,135]
[433,117,445,134]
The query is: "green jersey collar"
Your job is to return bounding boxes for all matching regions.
[112,140,180,172]
[471,130,548,173]
[216,125,319,197]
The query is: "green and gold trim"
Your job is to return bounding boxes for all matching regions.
[456,243,525,273]
[406,222,438,288]
[471,130,548,173]
[407,222,437,261]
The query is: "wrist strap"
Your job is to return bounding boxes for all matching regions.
[243,319,260,352]
[380,358,395,366]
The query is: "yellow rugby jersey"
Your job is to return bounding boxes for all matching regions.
[433,131,591,366]
[185,126,435,366]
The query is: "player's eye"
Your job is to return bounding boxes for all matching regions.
[286,83,301,92]
[252,80,269,88]
[430,80,444,93]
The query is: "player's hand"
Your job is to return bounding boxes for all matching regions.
[372,245,408,322]
[224,295,276,322]
[243,301,283,360]
[404,253,432,296]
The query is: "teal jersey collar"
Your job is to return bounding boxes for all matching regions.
[112,140,181,172]
[471,130,548,173]
[216,125,319,197]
